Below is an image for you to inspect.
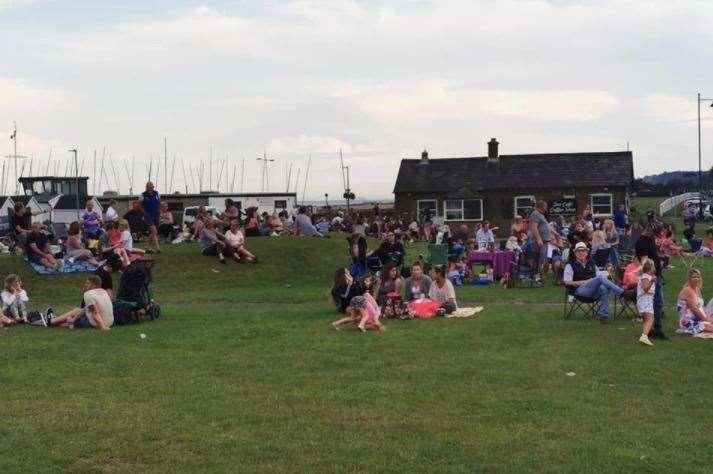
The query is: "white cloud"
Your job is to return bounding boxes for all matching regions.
[642,94,713,128]
[268,135,352,154]
[331,81,619,124]
[0,77,68,113]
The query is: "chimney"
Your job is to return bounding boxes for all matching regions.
[487,138,499,160]
[420,149,429,164]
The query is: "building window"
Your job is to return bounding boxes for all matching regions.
[444,199,483,221]
[274,200,287,209]
[591,193,613,216]
[417,199,437,219]
[514,195,535,218]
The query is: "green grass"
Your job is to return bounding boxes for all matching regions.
[2,234,713,473]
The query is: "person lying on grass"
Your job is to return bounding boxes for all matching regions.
[66,221,100,266]
[332,273,384,332]
[428,265,457,315]
[49,275,113,330]
[26,222,62,271]
[1,274,29,326]
[199,219,234,264]
[224,220,257,263]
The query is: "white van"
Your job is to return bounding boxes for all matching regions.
[182,206,219,228]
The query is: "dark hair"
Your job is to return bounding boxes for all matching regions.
[13,202,23,212]
[68,221,81,236]
[381,262,398,281]
[330,268,349,306]
[410,261,422,269]
[106,253,122,272]
[86,275,102,288]
[298,206,307,214]
[432,265,446,278]
[358,273,373,294]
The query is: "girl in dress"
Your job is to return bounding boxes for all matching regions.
[636,258,656,346]
[332,274,384,332]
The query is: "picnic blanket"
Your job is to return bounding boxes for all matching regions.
[445,306,484,319]
[28,258,98,275]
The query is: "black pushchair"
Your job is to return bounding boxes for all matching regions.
[113,260,161,325]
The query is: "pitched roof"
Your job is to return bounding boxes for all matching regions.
[393,152,634,194]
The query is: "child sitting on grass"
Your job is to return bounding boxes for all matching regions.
[636,258,656,346]
[332,274,385,332]
[1,274,29,326]
[118,219,146,256]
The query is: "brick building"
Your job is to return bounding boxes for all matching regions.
[393,139,634,231]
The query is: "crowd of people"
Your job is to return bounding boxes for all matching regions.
[5,187,713,342]
[326,200,713,345]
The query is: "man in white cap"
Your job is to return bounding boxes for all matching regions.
[563,241,631,323]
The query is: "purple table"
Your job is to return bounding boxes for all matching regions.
[467,250,516,278]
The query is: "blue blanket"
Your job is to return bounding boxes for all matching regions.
[28,258,98,275]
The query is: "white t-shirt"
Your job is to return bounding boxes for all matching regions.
[120,230,133,251]
[1,289,28,307]
[225,229,244,247]
[105,206,119,221]
[83,288,114,328]
[428,279,457,306]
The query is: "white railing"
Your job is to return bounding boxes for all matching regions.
[659,192,699,216]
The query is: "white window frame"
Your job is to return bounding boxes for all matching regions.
[513,195,535,218]
[590,193,613,217]
[443,199,483,222]
[417,199,438,218]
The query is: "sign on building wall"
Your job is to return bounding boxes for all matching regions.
[549,199,577,216]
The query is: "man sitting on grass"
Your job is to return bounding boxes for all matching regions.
[563,242,632,323]
[26,222,62,271]
[428,265,457,315]
[49,275,114,330]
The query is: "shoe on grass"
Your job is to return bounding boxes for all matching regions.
[45,307,54,324]
[639,334,654,346]
[599,316,608,324]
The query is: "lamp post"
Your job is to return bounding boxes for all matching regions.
[697,93,713,219]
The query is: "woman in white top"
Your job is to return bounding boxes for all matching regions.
[104,199,119,222]
[224,220,256,263]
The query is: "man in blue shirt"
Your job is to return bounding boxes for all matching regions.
[139,181,161,252]
[613,204,628,234]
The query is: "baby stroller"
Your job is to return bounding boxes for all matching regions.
[505,244,541,288]
[113,260,161,325]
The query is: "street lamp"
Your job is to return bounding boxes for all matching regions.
[697,92,713,219]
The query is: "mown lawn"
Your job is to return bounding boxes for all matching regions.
[2,233,713,473]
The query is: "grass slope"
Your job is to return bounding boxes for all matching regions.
[1,232,713,473]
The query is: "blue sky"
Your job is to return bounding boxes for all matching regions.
[2,0,713,198]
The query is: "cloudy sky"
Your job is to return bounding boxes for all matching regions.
[1,0,713,200]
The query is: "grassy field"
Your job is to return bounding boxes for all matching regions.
[3,213,713,472]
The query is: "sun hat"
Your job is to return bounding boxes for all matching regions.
[574,242,589,252]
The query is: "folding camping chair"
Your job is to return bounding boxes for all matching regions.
[425,243,449,272]
[563,286,600,319]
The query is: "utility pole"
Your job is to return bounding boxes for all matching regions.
[256,149,275,192]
